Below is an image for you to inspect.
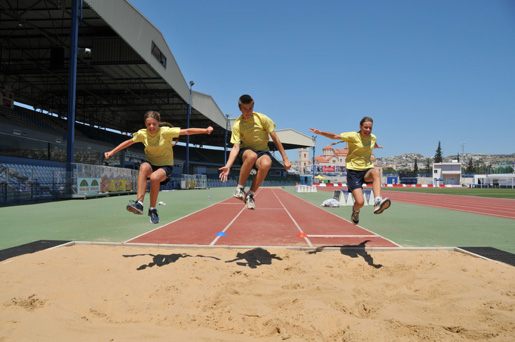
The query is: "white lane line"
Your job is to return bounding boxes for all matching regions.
[271,189,313,248]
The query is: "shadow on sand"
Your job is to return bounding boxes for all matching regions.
[308,240,382,269]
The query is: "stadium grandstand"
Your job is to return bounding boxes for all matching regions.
[0,0,314,205]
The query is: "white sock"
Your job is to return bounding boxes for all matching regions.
[149,207,156,211]
[137,200,143,206]
[237,184,244,190]
[247,190,255,196]
[374,197,382,204]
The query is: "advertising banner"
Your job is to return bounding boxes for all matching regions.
[77,178,101,195]
[101,178,133,193]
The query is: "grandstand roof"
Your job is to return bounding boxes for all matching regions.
[0,0,313,150]
[271,129,315,150]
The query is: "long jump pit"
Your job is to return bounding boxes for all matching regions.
[1,241,514,342]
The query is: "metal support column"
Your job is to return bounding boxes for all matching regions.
[66,0,80,196]
[185,80,194,174]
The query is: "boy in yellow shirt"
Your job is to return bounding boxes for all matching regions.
[219,95,291,209]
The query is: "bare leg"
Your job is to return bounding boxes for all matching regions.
[364,169,382,198]
[352,188,365,212]
[136,163,153,203]
[149,168,167,208]
[238,150,258,186]
[250,154,272,192]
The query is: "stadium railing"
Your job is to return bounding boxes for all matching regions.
[0,160,297,206]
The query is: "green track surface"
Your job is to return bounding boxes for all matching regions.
[381,187,515,199]
[1,186,514,254]
[0,188,234,250]
[283,187,515,254]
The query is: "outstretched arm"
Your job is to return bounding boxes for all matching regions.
[374,142,383,149]
[179,126,213,135]
[219,143,240,182]
[104,138,135,159]
[309,128,341,140]
[269,131,291,171]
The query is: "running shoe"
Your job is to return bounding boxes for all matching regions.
[374,198,391,214]
[148,208,159,224]
[126,200,143,215]
[233,187,246,202]
[351,209,360,225]
[245,193,255,210]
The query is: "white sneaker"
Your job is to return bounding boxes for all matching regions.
[245,193,255,210]
[233,187,245,202]
[374,198,391,214]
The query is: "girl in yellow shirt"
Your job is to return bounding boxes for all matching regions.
[105,111,213,224]
[310,117,391,225]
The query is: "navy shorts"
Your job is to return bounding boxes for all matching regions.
[238,149,272,171]
[142,162,173,185]
[347,168,373,192]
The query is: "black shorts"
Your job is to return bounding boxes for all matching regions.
[238,149,272,171]
[143,162,173,185]
[347,168,373,192]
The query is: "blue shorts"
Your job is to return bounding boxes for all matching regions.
[347,168,373,192]
[143,162,173,185]
[238,149,272,171]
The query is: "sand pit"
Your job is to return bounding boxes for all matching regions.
[1,244,514,341]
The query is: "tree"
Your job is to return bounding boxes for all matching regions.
[414,159,419,174]
[434,141,443,163]
[425,158,431,173]
[465,158,475,174]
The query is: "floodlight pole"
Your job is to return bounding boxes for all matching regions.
[312,135,316,185]
[65,0,80,196]
[185,80,194,174]
[224,114,231,166]
[66,0,79,165]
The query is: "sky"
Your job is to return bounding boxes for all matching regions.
[128,0,515,161]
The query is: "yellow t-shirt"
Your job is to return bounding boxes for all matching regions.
[340,131,376,171]
[230,112,276,151]
[132,126,180,166]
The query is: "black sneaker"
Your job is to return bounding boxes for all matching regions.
[148,208,159,224]
[233,187,246,202]
[374,198,391,214]
[245,193,255,210]
[126,200,143,215]
[351,209,360,225]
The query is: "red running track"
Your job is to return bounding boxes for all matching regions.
[317,187,515,219]
[383,191,515,219]
[128,188,399,248]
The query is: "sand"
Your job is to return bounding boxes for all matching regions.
[1,244,514,341]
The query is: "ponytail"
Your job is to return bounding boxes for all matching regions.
[159,121,174,128]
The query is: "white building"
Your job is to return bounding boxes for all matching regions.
[432,162,461,186]
[298,147,310,174]
[473,174,515,188]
